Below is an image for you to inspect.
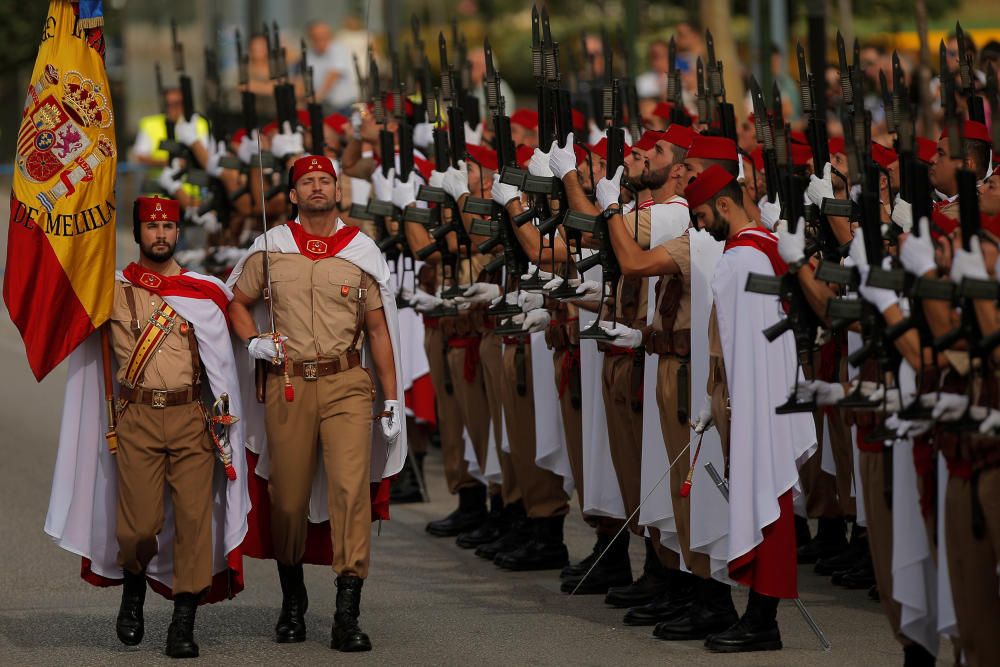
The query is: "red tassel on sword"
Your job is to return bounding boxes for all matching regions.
[680,431,706,498]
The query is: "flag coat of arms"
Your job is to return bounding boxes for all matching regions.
[4,0,116,380]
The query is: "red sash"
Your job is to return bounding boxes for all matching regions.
[288,222,361,261]
[724,226,788,276]
[122,263,230,316]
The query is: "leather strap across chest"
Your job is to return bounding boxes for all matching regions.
[122,285,200,389]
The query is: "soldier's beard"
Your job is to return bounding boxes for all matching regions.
[640,165,670,190]
[141,240,175,263]
[704,205,729,242]
[298,196,337,213]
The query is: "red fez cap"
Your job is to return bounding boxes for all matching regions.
[687,134,738,162]
[296,109,312,128]
[262,120,279,136]
[829,137,846,156]
[684,164,736,209]
[652,102,674,120]
[940,119,991,144]
[634,130,666,152]
[465,143,499,171]
[930,207,958,241]
[232,128,248,144]
[790,130,809,146]
[590,137,608,161]
[749,146,765,172]
[412,154,434,182]
[324,113,350,133]
[916,137,937,164]
[573,143,588,165]
[662,124,694,151]
[510,108,539,130]
[136,195,181,223]
[791,142,813,167]
[572,109,586,132]
[516,144,535,169]
[871,142,898,169]
[290,155,337,185]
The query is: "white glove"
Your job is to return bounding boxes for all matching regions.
[806,162,835,208]
[392,173,419,209]
[521,308,551,333]
[379,399,402,444]
[575,280,602,303]
[157,159,184,195]
[900,217,937,276]
[813,380,847,406]
[464,122,483,146]
[599,321,643,348]
[950,235,989,283]
[932,392,970,422]
[442,161,470,201]
[174,113,203,147]
[848,228,869,269]
[237,131,258,165]
[522,269,554,284]
[596,166,624,211]
[777,217,806,265]
[858,266,899,313]
[270,121,305,159]
[891,195,913,233]
[549,133,578,179]
[205,139,227,178]
[792,380,820,403]
[456,282,501,305]
[528,148,554,178]
[491,173,521,207]
[518,290,545,312]
[429,169,446,189]
[862,383,904,413]
[759,195,782,231]
[247,334,288,361]
[408,289,443,313]
[372,167,395,202]
[412,122,434,149]
[979,409,1000,435]
[191,209,222,234]
[544,275,573,291]
[692,395,714,433]
[899,419,933,438]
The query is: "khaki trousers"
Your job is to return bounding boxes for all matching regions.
[553,348,585,512]
[602,353,644,532]
[481,331,518,502]
[655,355,710,578]
[447,343,491,473]
[946,470,1000,667]
[501,341,569,518]
[116,401,215,595]
[425,326,475,494]
[859,448,908,646]
[802,408,857,518]
[264,367,373,578]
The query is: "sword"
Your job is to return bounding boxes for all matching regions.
[209,393,239,481]
[703,462,831,651]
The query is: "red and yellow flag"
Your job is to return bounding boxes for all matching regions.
[3,0,117,381]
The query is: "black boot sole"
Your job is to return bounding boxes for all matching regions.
[331,634,372,652]
[275,632,306,644]
[653,615,738,641]
[705,638,783,653]
[116,629,143,646]
[165,646,200,659]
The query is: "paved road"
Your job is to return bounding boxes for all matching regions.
[0,218,909,665]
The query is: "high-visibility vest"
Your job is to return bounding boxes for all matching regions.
[138,114,210,198]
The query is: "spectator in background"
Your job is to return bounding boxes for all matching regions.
[467,47,516,128]
[636,39,669,100]
[307,20,357,114]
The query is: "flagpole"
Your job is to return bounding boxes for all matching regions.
[100,323,118,455]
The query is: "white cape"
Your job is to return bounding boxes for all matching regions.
[45,271,250,593]
[226,220,408,523]
[712,241,816,569]
[530,328,574,496]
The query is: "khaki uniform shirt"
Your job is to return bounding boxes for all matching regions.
[235,252,383,361]
[605,207,653,328]
[651,231,692,334]
[111,276,195,390]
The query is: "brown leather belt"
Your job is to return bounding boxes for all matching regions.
[120,384,202,408]
[646,329,691,357]
[270,351,362,380]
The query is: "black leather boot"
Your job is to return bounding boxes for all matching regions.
[165,593,200,659]
[275,562,308,643]
[475,502,529,560]
[390,453,425,504]
[561,533,609,579]
[331,575,372,652]
[833,557,876,589]
[426,484,488,537]
[903,643,937,666]
[604,538,669,608]
[116,569,146,646]
[494,516,569,571]
[797,516,848,564]
[623,569,698,626]
[654,576,738,640]
[815,526,868,575]
[457,493,505,548]
[704,590,782,653]
[560,530,632,594]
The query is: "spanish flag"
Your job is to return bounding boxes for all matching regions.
[3,0,117,381]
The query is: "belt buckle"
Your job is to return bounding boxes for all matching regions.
[151,389,167,408]
[303,361,319,381]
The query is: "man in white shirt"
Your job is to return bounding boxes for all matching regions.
[307,20,357,114]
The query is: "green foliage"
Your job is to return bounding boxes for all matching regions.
[0,1,50,73]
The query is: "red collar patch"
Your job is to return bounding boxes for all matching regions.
[305,239,329,255]
[139,272,162,289]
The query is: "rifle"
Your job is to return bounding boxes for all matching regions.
[956,22,986,123]
[666,37,690,126]
[706,30,736,141]
[695,56,710,126]
[300,39,325,156]
[171,19,195,123]
[265,22,296,130]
